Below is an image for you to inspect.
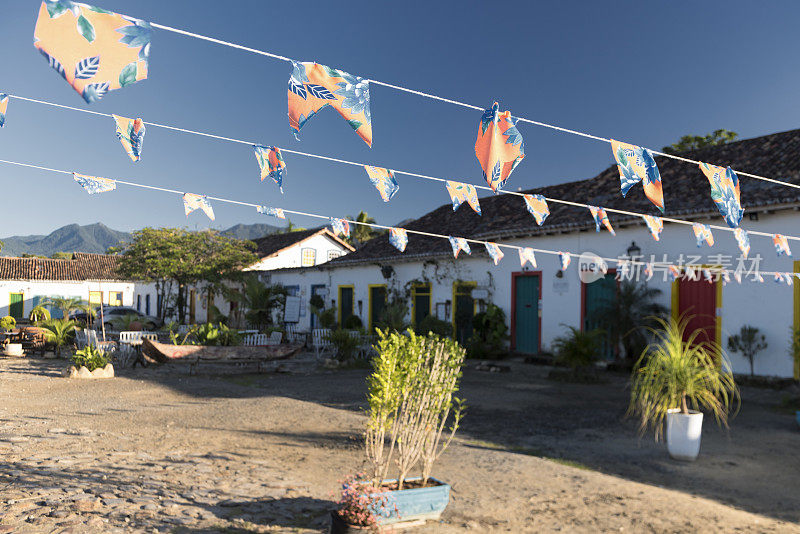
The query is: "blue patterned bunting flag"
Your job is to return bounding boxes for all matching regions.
[389,228,407,252]
[448,236,471,258]
[73,172,116,194]
[256,206,286,219]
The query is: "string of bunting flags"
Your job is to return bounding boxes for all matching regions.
[0,155,796,287]
[2,91,798,264]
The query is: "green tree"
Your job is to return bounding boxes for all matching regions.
[50,252,73,260]
[41,296,88,319]
[348,211,378,246]
[662,129,738,155]
[280,218,307,233]
[116,228,258,324]
[223,278,287,330]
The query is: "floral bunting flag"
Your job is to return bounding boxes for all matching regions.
[642,214,663,241]
[643,262,654,280]
[692,223,714,247]
[755,272,764,283]
[588,205,615,235]
[518,247,537,268]
[33,1,152,103]
[330,217,351,238]
[559,252,571,271]
[610,140,664,212]
[73,172,115,194]
[183,193,214,220]
[288,61,372,146]
[254,145,286,193]
[722,271,731,285]
[523,194,549,225]
[0,93,8,127]
[389,228,407,252]
[703,268,714,283]
[364,166,399,202]
[448,236,471,258]
[256,206,286,219]
[112,114,145,162]
[774,273,785,284]
[773,233,792,257]
[668,265,681,281]
[446,181,481,215]
[699,162,743,228]
[734,228,750,258]
[475,102,525,192]
[485,242,504,265]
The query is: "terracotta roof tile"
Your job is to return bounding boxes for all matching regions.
[0,252,124,281]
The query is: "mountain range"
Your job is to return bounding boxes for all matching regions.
[0,222,282,257]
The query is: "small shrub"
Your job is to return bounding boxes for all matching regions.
[343,314,363,330]
[376,298,409,332]
[315,308,338,330]
[193,323,241,346]
[414,315,452,338]
[327,328,360,361]
[72,345,109,371]
[0,315,16,331]
[467,304,509,359]
[552,326,603,370]
[334,474,398,527]
[727,325,767,377]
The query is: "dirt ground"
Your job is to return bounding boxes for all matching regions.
[0,354,799,533]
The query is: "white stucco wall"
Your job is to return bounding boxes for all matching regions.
[247,233,350,271]
[268,210,799,378]
[0,280,135,319]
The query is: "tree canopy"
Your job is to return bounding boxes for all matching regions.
[662,129,738,155]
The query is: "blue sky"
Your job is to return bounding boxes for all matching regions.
[1,0,799,237]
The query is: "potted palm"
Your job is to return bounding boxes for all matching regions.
[629,315,738,461]
[332,329,464,530]
[41,318,78,358]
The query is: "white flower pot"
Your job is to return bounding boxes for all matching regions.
[3,343,23,356]
[666,408,703,461]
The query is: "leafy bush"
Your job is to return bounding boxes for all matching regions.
[343,314,363,330]
[366,329,465,489]
[41,318,77,357]
[334,474,397,527]
[414,315,452,338]
[0,316,16,331]
[327,328,361,361]
[376,298,408,332]
[314,308,338,330]
[193,322,241,346]
[552,326,604,370]
[727,326,768,377]
[629,316,739,441]
[71,345,109,371]
[467,304,508,359]
[111,313,142,331]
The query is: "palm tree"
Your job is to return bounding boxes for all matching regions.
[29,305,51,323]
[40,296,86,319]
[590,279,668,363]
[41,318,77,357]
[349,211,377,246]
[224,279,287,330]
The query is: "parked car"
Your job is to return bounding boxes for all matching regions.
[71,306,162,331]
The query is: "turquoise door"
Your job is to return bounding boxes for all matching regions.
[514,275,539,353]
[583,273,617,360]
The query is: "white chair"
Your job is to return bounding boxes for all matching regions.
[285,323,298,343]
[119,331,143,345]
[311,329,332,360]
[266,331,283,346]
[243,333,267,346]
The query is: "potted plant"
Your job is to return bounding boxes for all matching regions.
[331,329,465,529]
[727,325,767,377]
[66,344,114,378]
[330,475,397,533]
[0,315,22,356]
[629,316,739,461]
[40,318,77,358]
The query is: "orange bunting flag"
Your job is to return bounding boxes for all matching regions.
[668,265,681,280]
[183,193,214,220]
[485,242,504,265]
[73,172,116,194]
[588,206,615,235]
[448,236,471,258]
[112,115,145,162]
[446,181,481,215]
[288,61,372,147]
[523,194,549,225]
[611,140,664,212]
[518,248,537,268]
[33,1,151,103]
[364,166,399,202]
[0,93,8,127]
[559,252,571,271]
[389,228,407,252]
[692,223,714,247]
[773,234,792,257]
[330,218,351,238]
[254,145,286,193]
[475,102,525,192]
[699,162,743,228]
[734,228,750,258]
[642,214,663,241]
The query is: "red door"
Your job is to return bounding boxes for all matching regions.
[678,277,717,344]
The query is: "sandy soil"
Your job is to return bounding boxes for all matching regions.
[0,355,798,533]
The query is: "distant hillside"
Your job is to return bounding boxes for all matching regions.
[0,222,282,257]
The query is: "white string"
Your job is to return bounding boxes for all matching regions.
[147,22,800,190]
[6,92,797,245]
[0,156,792,280]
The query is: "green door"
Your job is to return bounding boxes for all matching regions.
[9,293,23,320]
[453,284,475,345]
[339,286,354,326]
[583,274,616,360]
[514,275,539,353]
[369,286,386,331]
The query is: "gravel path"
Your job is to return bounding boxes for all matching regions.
[0,356,798,533]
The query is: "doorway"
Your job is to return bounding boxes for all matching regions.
[673,272,720,346]
[452,282,476,345]
[512,273,540,353]
[581,270,617,360]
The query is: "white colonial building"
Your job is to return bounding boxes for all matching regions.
[267,129,800,378]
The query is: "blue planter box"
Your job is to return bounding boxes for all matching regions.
[374,477,450,525]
